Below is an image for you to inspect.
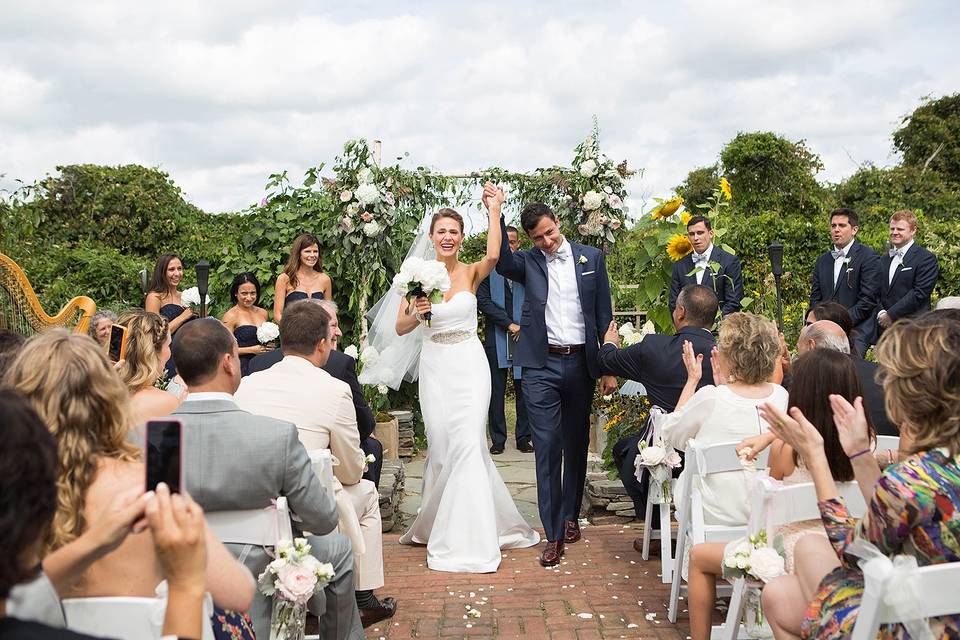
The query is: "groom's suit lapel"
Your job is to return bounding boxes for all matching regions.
[531,247,548,279]
[571,242,586,302]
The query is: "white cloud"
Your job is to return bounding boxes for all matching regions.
[1,0,958,218]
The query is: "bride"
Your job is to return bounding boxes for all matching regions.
[391,183,540,572]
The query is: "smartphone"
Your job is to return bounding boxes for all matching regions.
[107,324,129,363]
[145,419,183,493]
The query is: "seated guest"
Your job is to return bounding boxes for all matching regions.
[805,301,855,353]
[221,272,272,377]
[248,300,383,488]
[273,234,333,323]
[235,301,396,626]
[0,389,210,639]
[0,329,26,382]
[116,310,182,427]
[759,313,960,638]
[799,310,897,437]
[87,310,117,346]
[5,330,255,628]
[170,318,363,640]
[685,350,872,640]
[599,284,718,548]
[661,312,787,527]
[144,253,196,379]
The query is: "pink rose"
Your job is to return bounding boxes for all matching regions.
[610,218,622,230]
[607,194,623,210]
[384,192,395,206]
[664,450,682,468]
[360,212,374,223]
[276,563,318,605]
[340,217,354,232]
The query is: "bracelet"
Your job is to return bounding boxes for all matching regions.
[848,448,872,461]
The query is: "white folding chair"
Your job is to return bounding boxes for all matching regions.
[637,416,677,583]
[667,440,770,623]
[852,559,960,639]
[63,593,215,640]
[205,495,293,547]
[717,479,866,640]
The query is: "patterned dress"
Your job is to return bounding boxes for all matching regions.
[801,448,960,639]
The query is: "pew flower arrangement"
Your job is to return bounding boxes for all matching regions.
[258,538,335,640]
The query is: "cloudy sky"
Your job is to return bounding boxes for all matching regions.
[2,0,958,219]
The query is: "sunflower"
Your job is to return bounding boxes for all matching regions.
[719,177,732,201]
[680,211,692,225]
[666,234,694,261]
[650,195,683,220]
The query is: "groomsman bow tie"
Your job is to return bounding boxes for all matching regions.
[693,253,709,265]
[546,249,568,263]
[831,249,845,260]
[889,248,904,258]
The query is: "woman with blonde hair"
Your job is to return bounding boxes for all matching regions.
[116,309,181,425]
[272,233,333,322]
[5,330,255,632]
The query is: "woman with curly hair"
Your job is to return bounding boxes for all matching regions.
[5,330,254,626]
[116,309,181,425]
[272,233,333,323]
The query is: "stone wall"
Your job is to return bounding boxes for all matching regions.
[389,409,415,459]
[379,458,405,532]
[583,468,636,526]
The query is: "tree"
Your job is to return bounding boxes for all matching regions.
[675,164,719,213]
[893,93,960,183]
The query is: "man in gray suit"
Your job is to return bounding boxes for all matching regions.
[171,318,364,640]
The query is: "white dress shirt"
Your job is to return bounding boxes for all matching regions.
[832,240,854,288]
[888,239,913,285]
[692,244,714,285]
[543,238,586,346]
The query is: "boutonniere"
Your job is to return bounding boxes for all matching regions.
[578,255,588,265]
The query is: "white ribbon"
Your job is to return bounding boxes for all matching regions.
[847,539,934,640]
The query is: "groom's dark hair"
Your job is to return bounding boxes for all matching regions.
[520,203,557,233]
[677,285,719,328]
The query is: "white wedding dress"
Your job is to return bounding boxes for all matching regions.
[398,291,540,572]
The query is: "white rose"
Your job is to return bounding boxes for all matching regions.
[357,167,373,184]
[748,547,786,583]
[638,445,666,467]
[384,192,395,206]
[343,344,359,360]
[180,287,210,307]
[359,345,380,367]
[664,450,682,468]
[340,216,354,232]
[377,383,388,395]
[340,190,353,202]
[607,194,623,210]
[362,221,381,237]
[346,203,360,216]
[355,183,380,206]
[641,320,655,335]
[579,159,598,178]
[582,190,604,211]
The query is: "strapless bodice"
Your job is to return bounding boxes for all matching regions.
[285,290,324,304]
[422,291,478,338]
[233,325,259,347]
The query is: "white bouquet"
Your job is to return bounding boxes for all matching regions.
[618,320,655,347]
[392,257,451,327]
[180,286,211,307]
[634,438,681,504]
[342,344,359,360]
[258,538,335,639]
[722,530,787,584]
[257,321,280,344]
[359,345,380,368]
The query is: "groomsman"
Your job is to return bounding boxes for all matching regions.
[669,216,743,317]
[477,224,533,455]
[808,208,882,356]
[874,210,939,342]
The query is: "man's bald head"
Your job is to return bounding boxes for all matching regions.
[797,320,851,355]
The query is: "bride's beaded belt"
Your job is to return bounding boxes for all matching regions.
[429,329,473,345]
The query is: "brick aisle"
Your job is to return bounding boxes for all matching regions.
[372,523,691,640]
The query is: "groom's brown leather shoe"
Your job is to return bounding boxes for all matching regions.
[563,520,581,544]
[539,540,565,567]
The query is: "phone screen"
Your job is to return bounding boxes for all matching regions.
[145,420,182,493]
[107,324,126,362]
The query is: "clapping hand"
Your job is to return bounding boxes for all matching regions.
[482,182,505,210]
[682,340,703,382]
[604,321,621,347]
[758,402,825,463]
[710,346,728,385]
[828,394,872,457]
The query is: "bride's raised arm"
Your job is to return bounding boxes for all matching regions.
[472,182,504,286]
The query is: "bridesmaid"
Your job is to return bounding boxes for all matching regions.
[273,233,332,322]
[222,272,271,377]
[144,253,196,377]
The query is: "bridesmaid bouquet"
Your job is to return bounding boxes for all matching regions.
[258,538,335,640]
[392,257,451,327]
[257,321,280,344]
[181,286,211,307]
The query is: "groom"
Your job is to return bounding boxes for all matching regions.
[496,203,616,566]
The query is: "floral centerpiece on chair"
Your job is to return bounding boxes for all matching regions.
[258,538,335,640]
[634,438,682,504]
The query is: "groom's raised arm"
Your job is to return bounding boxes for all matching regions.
[495,214,526,283]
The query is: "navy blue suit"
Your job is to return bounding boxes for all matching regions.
[599,327,716,519]
[495,216,613,541]
[669,246,743,316]
[874,243,939,342]
[809,240,882,356]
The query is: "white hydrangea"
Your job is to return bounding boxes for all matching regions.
[582,190,604,211]
[342,344,359,360]
[355,183,380,206]
[362,221,382,237]
[359,345,380,367]
[256,322,280,344]
[356,167,374,184]
[181,287,211,307]
[377,384,388,395]
[579,159,598,178]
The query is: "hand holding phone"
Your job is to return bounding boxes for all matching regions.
[145,419,183,493]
